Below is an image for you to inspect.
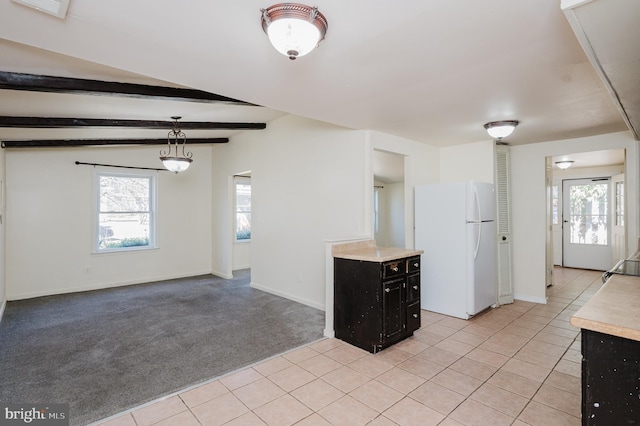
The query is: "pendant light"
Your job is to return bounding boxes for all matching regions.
[160,116,193,173]
[555,160,574,169]
[260,3,328,60]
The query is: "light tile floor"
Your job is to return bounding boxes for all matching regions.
[95,267,600,426]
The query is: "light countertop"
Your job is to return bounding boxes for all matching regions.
[333,246,423,262]
[570,274,640,342]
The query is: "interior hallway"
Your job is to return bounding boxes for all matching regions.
[95,267,598,426]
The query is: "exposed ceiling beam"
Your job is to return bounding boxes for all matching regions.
[1,138,229,148]
[0,71,256,106]
[0,116,266,130]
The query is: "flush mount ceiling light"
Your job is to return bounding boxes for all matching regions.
[160,116,193,173]
[484,120,519,140]
[555,160,575,170]
[260,3,328,60]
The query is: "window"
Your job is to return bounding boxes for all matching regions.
[552,184,559,225]
[615,180,624,226]
[235,176,251,241]
[96,171,155,251]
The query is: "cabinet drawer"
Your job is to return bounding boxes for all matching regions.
[407,301,421,332]
[407,256,420,273]
[383,260,405,279]
[407,273,420,302]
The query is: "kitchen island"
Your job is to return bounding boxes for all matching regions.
[570,273,640,424]
[333,243,423,353]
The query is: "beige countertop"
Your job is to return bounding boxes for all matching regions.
[570,274,640,342]
[333,246,424,262]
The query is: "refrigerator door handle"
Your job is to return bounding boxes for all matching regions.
[474,185,482,222]
[474,222,481,260]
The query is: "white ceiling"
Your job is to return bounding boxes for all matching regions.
[0,0,636,155]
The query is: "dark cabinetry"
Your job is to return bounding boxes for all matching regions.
[334,255,421,353]
[580,329,640,424]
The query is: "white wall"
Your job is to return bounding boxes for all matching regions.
[440,140,495,184]
[511,131,638,303]
[212,115,370,309]
[374,181,405,248]
[6,145,213,300]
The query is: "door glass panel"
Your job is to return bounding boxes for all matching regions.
[568,182,608,245]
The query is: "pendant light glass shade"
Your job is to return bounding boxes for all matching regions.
[160,116,193,173]
[261,3,328,60]
[484,120,519,140]
[555,160,574,169]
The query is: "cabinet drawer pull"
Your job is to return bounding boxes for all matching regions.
[385,288,390,293]
[412,285,418,290]
[413,263,419,268]
[391,266,399,272]
[413,313,419,318]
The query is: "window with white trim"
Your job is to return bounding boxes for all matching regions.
[235,176,251,241]
[96,171,156,252]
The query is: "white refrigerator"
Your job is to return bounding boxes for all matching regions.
[415,181,497,319]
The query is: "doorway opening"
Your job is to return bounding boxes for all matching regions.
[547,149,625,276]
[373,150,405,248]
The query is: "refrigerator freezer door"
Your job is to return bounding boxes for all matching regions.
[466,182,496,223]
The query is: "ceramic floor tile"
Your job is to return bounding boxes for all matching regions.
[253,356,294,377]
[222,411,267,425]
[464,347,510,368]
[375,366,426,394]
[449,399,514,426]
[180,380,229,408]
[397,356,445,380]
[282,346,320,364]
[349,380,404,412]
[408,381,466,415]
[518,401,581,426]
[449,356,497,381]
[522,340,568,358]
[553,359,581,378]
[154,410,201,426]
[421,323,460,338]
[233,377,286,410]
[391,336,430,354]
[487,370,542,399]
[448,330,487,347]
[324,344,368,364]
[501,358,551,383]
[416,346,462,366]
[317,395,378,426]
[366,415,398,426]
[562,348,582,363]
[533,383,581,417]
[253,394,312,426]
[370,347,413,365]
[469,382,529,417]
[437,316,470,330]
[513,347,561,370]
[97,414,136,426]
[412,329,446,346]
[434,337,475,356]
[532,332,575,348]
[220,368,264,391]
[321,365,370,393]
[191,393,249,426]
[307,338,344,353]
[347,354,394,378]
[296,354,342,377]
[543,325,580,339]
[382,396,445,426]
[543,371,581,396]
[290,379,344,411]
[293,413,333,426]
[267,365,316,392]
[131,396,187,426]
[430,368,483,397]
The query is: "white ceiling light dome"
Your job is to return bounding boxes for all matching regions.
[484,120,519,140]
[261,3,328,60]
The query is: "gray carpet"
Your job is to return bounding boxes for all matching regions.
[0,270,325,425]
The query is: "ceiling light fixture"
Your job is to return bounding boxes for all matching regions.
[555,160,574,170]
[160,116,193,173]
[260,3,328,60]
[484,120,519,140]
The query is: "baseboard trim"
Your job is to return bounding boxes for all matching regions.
[514,293,547,305]
[250,281,325,311]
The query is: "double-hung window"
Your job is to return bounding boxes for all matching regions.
[96,171,156,252]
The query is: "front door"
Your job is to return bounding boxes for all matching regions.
[562,178,612,271]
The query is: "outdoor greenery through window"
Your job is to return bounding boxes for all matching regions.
[235,176,251,241]
[97,172,155,251]
[568,181,608,245]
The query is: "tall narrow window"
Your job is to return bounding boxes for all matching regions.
[235,177,251,241]
[615,181,624,226]
[552,184,559,225]
[96,171,155,251]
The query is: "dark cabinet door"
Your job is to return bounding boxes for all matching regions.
[382,278,405,339]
